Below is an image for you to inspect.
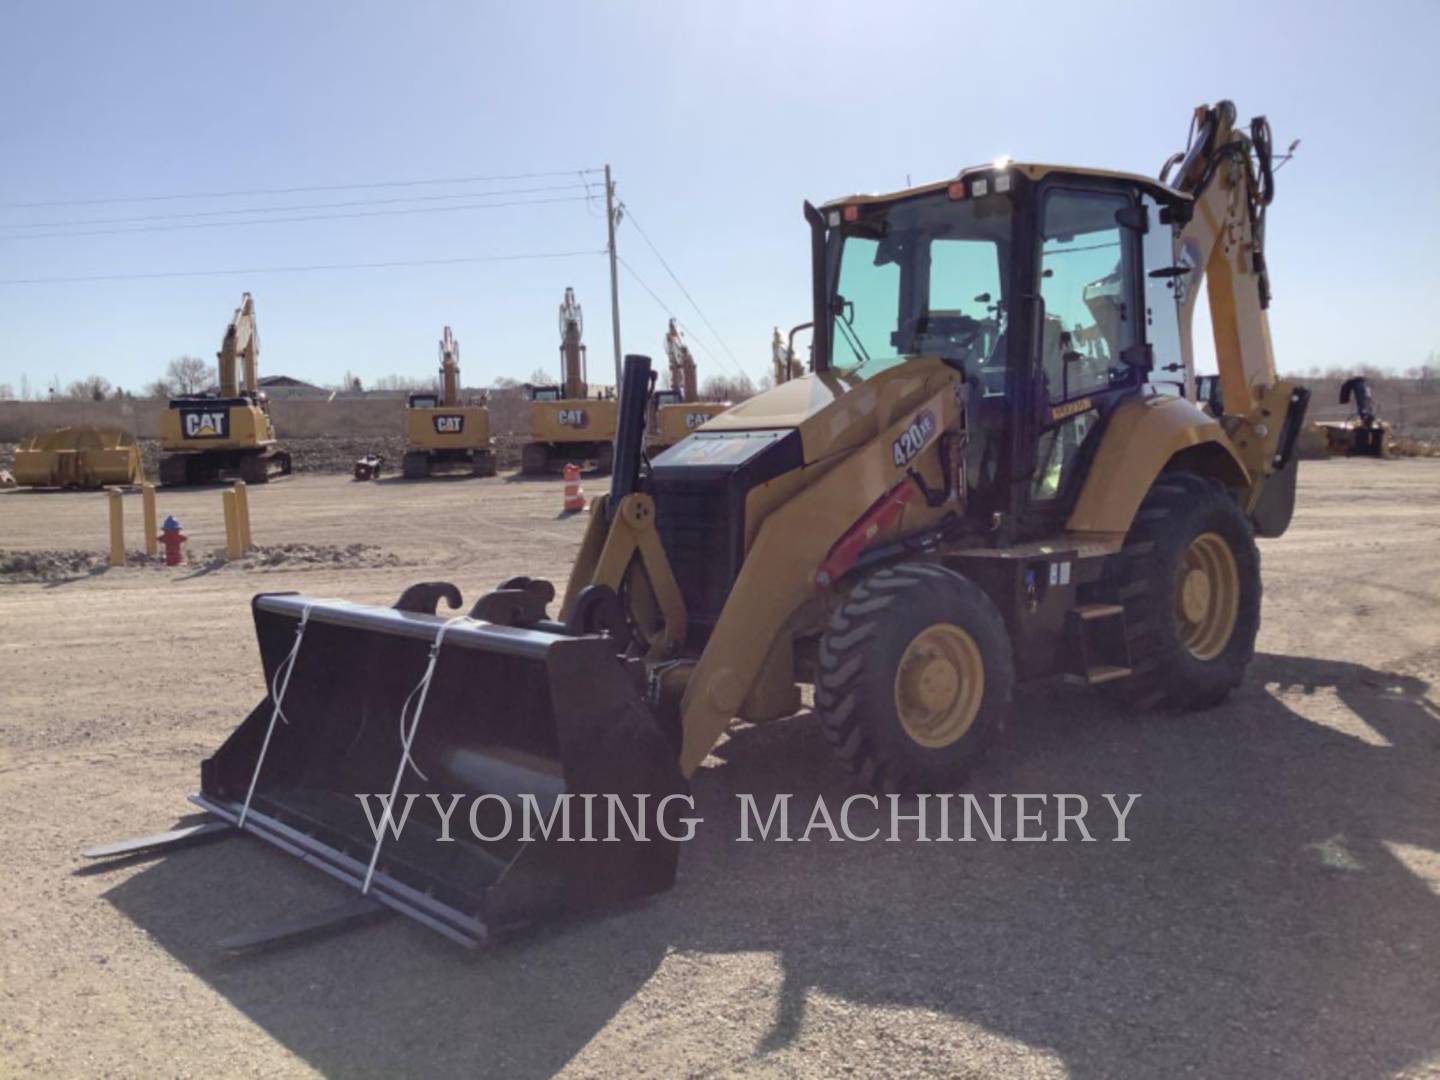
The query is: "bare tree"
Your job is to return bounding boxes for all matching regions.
[370,373,432,392]
[19,374,30,400]
[165,355,216,395]
[700,372,757,402]
[64,375,112,400]
[0,383,14,400]
[529,367,555,386]
[144,378,173,399]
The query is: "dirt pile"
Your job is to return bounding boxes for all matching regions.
[0,548,158,583]
[202,542,406,570]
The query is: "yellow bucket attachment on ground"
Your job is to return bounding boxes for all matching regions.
[12,425,142,488]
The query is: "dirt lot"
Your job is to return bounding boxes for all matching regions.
[1,462,1438,1078]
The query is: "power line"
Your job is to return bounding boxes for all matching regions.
[620,202,745,375]
[0,168,605,210]
[1,194,592,241]
[0,249,605,286]
[1,182,593,232]
[616,254,732,375]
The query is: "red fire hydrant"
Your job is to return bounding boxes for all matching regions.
[158,515,188,566]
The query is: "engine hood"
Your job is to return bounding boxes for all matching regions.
[700,358,959,463]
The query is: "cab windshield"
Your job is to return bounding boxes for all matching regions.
[827,190,1012,386]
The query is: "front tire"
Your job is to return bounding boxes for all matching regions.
[1109,471,1260,709]
[816,562,1014,794]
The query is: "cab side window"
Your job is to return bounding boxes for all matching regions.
[1038,190,1137,403]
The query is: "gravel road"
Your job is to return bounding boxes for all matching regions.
[1,461,1437,1078]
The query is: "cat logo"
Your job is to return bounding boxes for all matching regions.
[558,408,589,428]
[433,415,465,434]
[685,411,712,430]
[182,409,229,439]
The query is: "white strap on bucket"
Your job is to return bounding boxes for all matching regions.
[238,602,314,828]
[362,615,469,895]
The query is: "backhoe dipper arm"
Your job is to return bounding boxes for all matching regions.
[439,326,461,407]
[1165,101,1307,499]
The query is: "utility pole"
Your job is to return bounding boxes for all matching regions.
[604,164,623,393]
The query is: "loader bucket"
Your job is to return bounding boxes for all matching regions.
[13,425,141,488]
[194,590,687,947]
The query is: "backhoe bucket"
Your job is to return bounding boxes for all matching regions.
[194,590,686,947]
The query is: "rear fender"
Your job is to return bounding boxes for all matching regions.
[1067,396,1248,534]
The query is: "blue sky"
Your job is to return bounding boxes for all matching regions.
[1,0,1437,395]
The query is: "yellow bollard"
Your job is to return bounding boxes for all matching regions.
[233,481,253,552]
[107,489,126,567]
[222,488,242,561]
[141,483,158,557]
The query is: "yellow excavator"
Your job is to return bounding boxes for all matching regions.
[647,319,729,453]
[157,293,290,486]
[401,326,496,478]
[91,100,1308,949]
[521,288,619,475]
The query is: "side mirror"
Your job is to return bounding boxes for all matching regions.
[1115,205,1148,232]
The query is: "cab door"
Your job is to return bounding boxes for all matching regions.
[1019,183,1146,532]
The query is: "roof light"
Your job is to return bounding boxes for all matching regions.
[947,181,967,200]
[826,210,840,227]
[842,204,860,223]
[994,172,1012,193]
[971,178,989,197]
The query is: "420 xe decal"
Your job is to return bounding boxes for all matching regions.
[891,408,938,468]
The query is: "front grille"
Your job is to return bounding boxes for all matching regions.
[652,474,739,640]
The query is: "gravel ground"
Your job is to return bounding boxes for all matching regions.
[0,462,1437,1078]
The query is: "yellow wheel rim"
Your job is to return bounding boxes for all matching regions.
[894,624,984,748]
[1176,531,1240,661]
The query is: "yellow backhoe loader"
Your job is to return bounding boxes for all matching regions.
[12,425,142,488]
[647,319,729,453]
[157,293,291,485]
[401,326,496,478]
[90,100,1308,950]
[1313,376,1392,457]
[521,288,619,475]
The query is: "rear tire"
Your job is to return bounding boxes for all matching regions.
[471,449,497,477]
[1107,471,1260,710]
[815,562,1014,794]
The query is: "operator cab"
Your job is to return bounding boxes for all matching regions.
[407,392,439,409]
[527,385,563,402]
[814,162,1191,538]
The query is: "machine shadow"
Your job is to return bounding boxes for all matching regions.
[100,651,1439,1077]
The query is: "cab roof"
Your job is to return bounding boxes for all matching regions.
[820,162,1188,210]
